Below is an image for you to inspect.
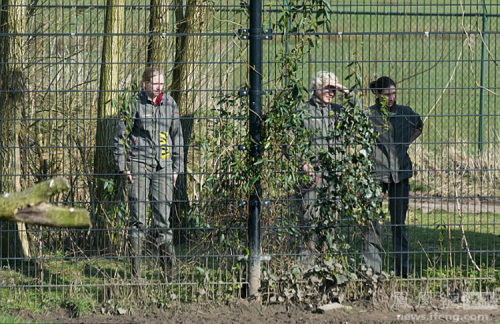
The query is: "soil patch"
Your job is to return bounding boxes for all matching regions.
[16,300,500,323]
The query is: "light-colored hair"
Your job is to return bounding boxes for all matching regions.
[309,71,338,95]
[142,67,164,82]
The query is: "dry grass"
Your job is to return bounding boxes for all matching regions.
[411,143,500,198]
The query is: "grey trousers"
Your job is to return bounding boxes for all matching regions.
[295,183,338,260]
[128,160,174,245]
[363,179,410,275]
[290,187,319,268]
[299,188,319,248]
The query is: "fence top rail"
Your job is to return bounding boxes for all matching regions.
[9,3,500,18]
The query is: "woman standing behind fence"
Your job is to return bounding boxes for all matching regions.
[294,71,357,267]
[363,76,423,278]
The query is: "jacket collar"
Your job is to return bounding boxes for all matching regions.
[140,90,165,106]
[309,95,328,108]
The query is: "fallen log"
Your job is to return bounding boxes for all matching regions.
[0,177,90,228]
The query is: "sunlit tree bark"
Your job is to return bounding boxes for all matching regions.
[148,0,169,72]
[93,0,125,250]
[0,0,30,258]
[170,0,207,221]
[171,0,206,114]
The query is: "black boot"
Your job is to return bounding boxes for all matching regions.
[159,242,177,280]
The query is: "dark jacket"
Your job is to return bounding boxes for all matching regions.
[302,96,343,166]
[369,101,423,183]
[301,94,360,165]
[113,91,184,174]
[296,94,359,190]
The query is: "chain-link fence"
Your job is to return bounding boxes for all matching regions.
[0,0,498,310]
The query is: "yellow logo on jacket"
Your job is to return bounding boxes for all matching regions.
[159,132,170,159]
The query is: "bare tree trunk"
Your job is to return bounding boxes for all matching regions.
[171,0,206,114]
[93,0,125,252]
[170,0,206,229]
[0,0,30,259]
[148,0,169,72]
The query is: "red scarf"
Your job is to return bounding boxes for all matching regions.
[154,92,163,106]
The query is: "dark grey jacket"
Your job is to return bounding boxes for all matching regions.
[113,91,184,174]
[302,96,343,166]
[369,101,423,183]
[301,94,360,165]
[295,94,359,190]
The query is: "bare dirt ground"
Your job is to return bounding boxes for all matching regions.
[18,299,500,324]
[15,197,500,323]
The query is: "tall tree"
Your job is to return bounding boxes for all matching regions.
[171,0,206,114]
[0,0,30,258]
[148,0,169,72]
[94,0,125,247]
[170,0,206,223]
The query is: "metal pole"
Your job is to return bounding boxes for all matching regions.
[284,0,290,86]
[248,0,262,298]
[478,0,488,153]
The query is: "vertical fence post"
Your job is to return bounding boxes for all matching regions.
[478,0,488,154]
[283,0,290,86]
[248,0,263,298]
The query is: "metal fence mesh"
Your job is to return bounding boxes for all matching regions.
[0,0,498,308]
